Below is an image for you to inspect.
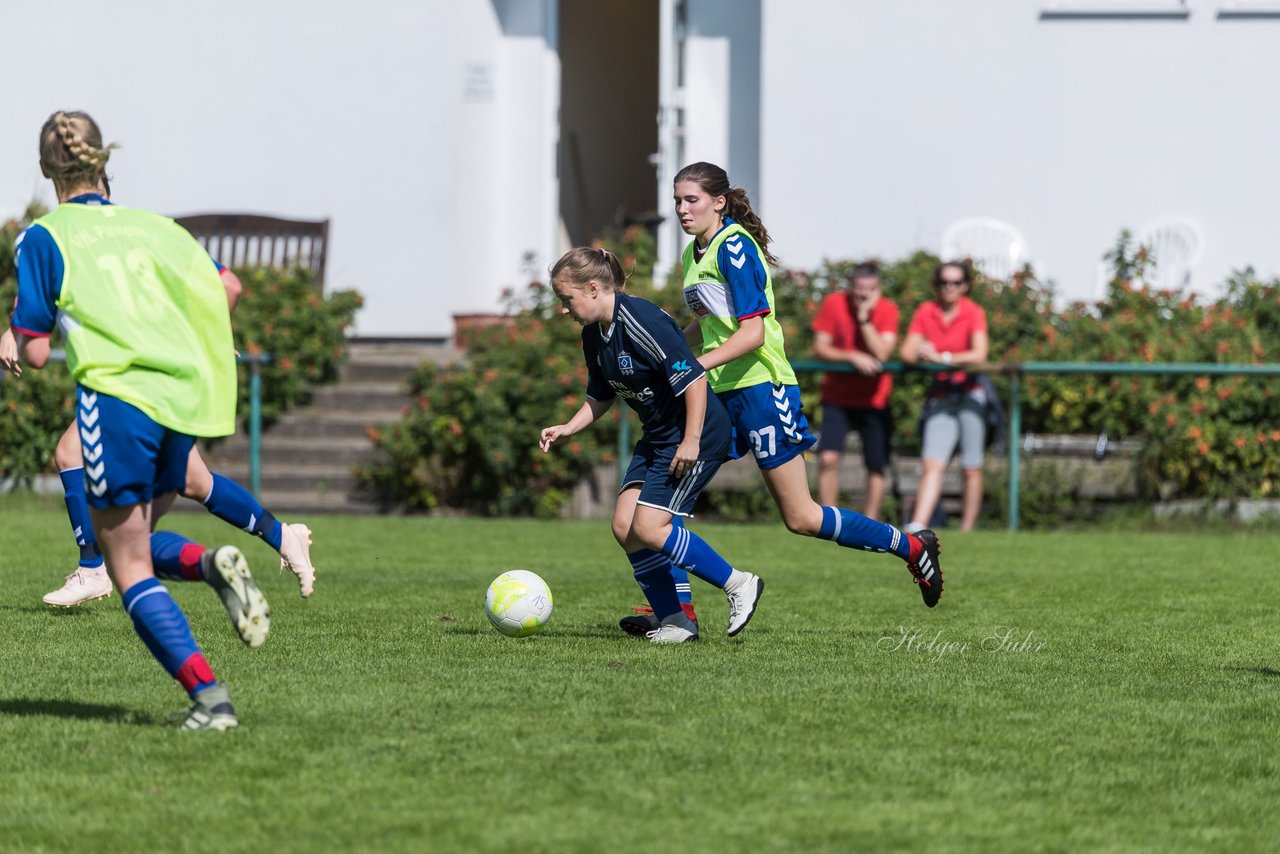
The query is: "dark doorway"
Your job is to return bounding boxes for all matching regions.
[558,0,660,248]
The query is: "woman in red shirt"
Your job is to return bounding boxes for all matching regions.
[900,262,990,532]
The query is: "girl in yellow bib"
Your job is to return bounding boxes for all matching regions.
[673,162,944,608]
[4,111,270,729]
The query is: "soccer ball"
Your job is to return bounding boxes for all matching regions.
[485,570,553,638]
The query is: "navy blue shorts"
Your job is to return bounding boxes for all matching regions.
[817,404,893,473]
[620,441,724,518]
[715,382,816,471]
[77,386,194,509]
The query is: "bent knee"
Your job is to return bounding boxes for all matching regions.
[781,505,824,537]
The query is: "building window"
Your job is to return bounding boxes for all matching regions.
[1217,1,1280,18]
[1040,0,1190,19]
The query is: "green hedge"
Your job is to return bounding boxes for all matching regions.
[361,227,1280,515]
[0,206,362,486]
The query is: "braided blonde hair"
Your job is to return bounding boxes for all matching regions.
[39,111,117,195]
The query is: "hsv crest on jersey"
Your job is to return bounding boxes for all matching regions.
[618,352,635,375]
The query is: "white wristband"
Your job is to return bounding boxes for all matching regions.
[941,351,952,365]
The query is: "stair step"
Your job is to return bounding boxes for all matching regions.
[194,463,361,493]
[309,382,414,410]
[253,489,383,515]
[242,436,381,466]
[267,410,405,438]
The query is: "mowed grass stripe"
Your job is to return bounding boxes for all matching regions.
[0,497,1277,852]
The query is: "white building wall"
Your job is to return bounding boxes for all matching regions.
[758,0,1280,300]
[0,0,559,336]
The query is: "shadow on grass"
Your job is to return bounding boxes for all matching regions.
[1232,666,1280,678]
[3,604,106,616]
[441,623,632,640]
[0,698,157,725]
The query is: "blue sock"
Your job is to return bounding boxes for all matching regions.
[121,578,218,697]
[60,468,103,569]
[150,531,207,582]
[669,516,693,605]
[627,549,682,620]
[818,506,912,560]
[660,526,733,589]
[202,473,282,551]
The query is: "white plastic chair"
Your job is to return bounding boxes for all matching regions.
[1135,217,1203,291]
[940,217,1030,282]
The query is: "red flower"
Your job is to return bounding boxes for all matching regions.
[1166,413,1178,427]
[1194,377,1210,391]
[1233,436,1248,449]
[1187,427,1202,440]
[1197,441,1210,455]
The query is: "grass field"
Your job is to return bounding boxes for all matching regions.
[1,495,1278,852]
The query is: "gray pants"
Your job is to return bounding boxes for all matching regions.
[921,389,987,469]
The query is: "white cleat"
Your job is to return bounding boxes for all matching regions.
[724,572,764,637]
[278,522,315,598]
[646,613,699,644]
[42,566,113,607]
[203,546,271,648]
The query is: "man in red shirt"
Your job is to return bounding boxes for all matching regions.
[811,262,899,519]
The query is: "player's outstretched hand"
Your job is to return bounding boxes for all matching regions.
[0,328,22,377]
[539,424,571,453]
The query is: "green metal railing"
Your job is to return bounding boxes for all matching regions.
[613,359,1280,531]
[25,350,272,498]
[794,359,1280,532]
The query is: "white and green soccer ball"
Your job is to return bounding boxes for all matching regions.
[485,570,553,638]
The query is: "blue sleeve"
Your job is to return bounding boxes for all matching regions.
[633,299,707,397]
[718,234,771,320]
[11,224,63,336]
[582,331,615,402]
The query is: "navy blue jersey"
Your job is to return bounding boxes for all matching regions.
[582,293,731,460]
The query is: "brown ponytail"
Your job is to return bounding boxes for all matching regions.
[674,161,777,266]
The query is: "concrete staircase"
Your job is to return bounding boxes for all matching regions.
[196,340,462,515]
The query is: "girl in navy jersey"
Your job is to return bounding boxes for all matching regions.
[673,161,944,607]
[539,247,764,643]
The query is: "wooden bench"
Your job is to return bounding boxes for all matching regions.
[174,213,330,289]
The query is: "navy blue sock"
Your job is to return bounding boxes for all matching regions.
[150,531,207,582]
[60,467,103,569]
[627,549,682,620]
[818,506,911,560]
[660,525,733,589]
[203,473,282,551]
[121,578,218,697]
